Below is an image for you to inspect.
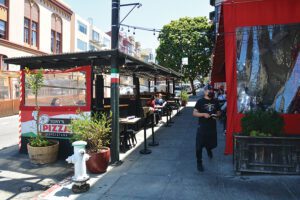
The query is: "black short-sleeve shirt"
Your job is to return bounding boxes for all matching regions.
[194,98,220,125]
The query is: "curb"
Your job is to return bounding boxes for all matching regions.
[34,177,72,200]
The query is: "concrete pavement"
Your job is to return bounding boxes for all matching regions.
[38,96,300,200]
[0,115,19,150]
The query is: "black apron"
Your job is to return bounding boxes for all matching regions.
[197,122,217,150]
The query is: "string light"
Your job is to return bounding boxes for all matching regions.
[133,28,136,35]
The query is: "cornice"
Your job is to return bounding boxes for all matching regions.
[0,39,48,56]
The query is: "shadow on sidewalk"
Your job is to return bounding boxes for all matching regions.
[0,145,73,199]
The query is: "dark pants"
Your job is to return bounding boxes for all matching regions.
[196,125,217,163]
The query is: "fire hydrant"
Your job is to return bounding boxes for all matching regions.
[66,141,90,193]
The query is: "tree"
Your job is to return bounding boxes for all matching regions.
[156,17,214,95]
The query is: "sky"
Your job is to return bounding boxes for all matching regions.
[63,0,213,51]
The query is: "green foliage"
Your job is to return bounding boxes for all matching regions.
[241,110,284,137]
[156,17,213,82]
[180,90,189,102]
[25,67,44,100]
[29,135,54,147]
[70,112,112,153]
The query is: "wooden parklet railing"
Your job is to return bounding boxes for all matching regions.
[0,99,20,117]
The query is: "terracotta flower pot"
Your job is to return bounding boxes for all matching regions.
[86,147,110,173]
[181,100,187,106]
[27,141,59,164]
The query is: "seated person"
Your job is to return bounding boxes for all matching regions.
[154,93,167,108]
[154,93,167,123]
[147,95,156,109]
[50,98,62,106]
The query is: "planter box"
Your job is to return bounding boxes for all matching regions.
[234,135,300,175]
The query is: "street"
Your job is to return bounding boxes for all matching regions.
[0,115,19,150]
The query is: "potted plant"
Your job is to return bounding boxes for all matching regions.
[25,68,59,164]
[234,109,300,174]
[180,90,189,106]
[70,112,112,173]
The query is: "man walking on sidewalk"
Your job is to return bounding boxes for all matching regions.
[193,85,221,172]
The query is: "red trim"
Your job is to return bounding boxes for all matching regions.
[111,78,119,83]
[221,0,300,155]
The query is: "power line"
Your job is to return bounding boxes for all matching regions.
[120,23,161,33]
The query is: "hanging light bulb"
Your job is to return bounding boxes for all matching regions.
[128,27,130,32]
[133,28,136,35]
[153,29,156,36]
[120,27,124,31]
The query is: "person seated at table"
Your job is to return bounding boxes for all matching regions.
[147,95,156,109]
[147,95,159,124]
[154,93,167,122]
[155,93,167,107]
[50,98,62,106]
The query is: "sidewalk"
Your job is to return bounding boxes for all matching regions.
[0,145,73,199]
[39,96,300,200]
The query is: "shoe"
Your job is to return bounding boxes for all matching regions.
[197,162,204,172]
[207,150,213,159]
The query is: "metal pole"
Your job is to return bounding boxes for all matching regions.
[111,0,120,164]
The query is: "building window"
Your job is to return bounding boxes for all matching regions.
[89,44,97,51]
[103,37,110,48]
[92,30,99,41]
[24,18,29,43]
[0,0,6,6]
[78,21,87,34]
[51,14,62,53]
[56,32,61,54]
[31,21,38,46]
[24,1,39,47]
[0,20,6,39]
[77,39,87,51]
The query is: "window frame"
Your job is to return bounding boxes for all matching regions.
[92,30,99,41]
[78,21,87,35]
[0,20,6,39]
[23,2,39,48]
[51,14,63,54]
[77,38,87,51]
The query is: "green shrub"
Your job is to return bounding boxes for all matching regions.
[29,135,55,147]
[180,90,189,102]
[70,112,112,153]
[241,109,284,137]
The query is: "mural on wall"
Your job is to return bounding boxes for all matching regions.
[236,23,300,113]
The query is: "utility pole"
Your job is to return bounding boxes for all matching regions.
[111,0,120,164]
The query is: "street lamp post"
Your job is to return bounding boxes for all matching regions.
[110,0,141,164]
[111,0,120,164]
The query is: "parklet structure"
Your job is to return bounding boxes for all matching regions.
[5,49,182,159]
[211,0,300,154]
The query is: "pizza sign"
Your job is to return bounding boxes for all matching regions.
[39,115,72,138]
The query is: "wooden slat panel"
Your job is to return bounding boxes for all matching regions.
[0,100,13,117]
[24,0,30,19]
[31,4,39,22]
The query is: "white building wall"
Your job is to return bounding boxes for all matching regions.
[8,0,25,45]
[38,5,52,53]
[74,14,90,52]
[71,14,110,52]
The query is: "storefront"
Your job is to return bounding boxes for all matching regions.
[5,49,181,158]
[211,0,300,154]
